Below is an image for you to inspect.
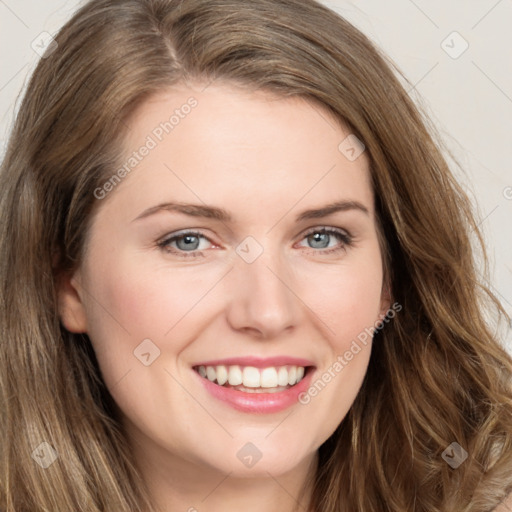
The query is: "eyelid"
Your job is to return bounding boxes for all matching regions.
[295,226,353,252]
[299,225,352,239]
[159,228,211,241]
[156,229,218,257]
[157,225,353,258]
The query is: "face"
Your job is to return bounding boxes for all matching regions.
[58,83,389,481]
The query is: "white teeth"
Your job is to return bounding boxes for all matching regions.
[228,365,243,386]
[287,366,297,386]
[196,364,307,389]
[277,367,289,387]
[216,365,228,385]
[206,366,216,382]
[260,367,278,388]
[242,367,261,388]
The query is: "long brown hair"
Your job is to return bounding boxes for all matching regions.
[1,0,511,510]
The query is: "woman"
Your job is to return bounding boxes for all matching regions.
[0,0,511,510]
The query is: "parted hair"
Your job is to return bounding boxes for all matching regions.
[1,0,511,510]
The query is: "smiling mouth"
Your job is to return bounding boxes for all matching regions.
[193,364,312,393]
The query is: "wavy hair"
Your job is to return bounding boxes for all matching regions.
[1,0,511,510]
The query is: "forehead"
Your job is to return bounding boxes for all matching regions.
[101,83,374,222]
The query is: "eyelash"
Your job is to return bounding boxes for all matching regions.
[157,227,353,259]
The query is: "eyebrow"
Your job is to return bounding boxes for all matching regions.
[295,200,369,221]
[132,199,369,223]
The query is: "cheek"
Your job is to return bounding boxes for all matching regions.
[80,248,231,390]
[292,245,383,427]
[304,255,384,351]
[85,251,220,340]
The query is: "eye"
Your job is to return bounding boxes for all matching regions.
[157,230,214,258]
[297,227,353,255]
[157,226,353,259]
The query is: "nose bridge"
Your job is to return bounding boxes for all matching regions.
[225,237,299,338]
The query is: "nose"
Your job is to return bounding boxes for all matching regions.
[224,244,300,339]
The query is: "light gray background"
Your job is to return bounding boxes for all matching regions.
[1,0,511,351]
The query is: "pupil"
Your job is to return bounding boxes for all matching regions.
[177,235,199,251]
[309,232,329,249]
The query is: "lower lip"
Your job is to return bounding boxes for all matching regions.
[194,368,315,413]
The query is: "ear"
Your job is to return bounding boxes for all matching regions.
[56,269,88,333]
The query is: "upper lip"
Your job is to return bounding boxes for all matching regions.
[192,356,315,368]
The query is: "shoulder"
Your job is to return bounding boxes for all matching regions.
[493,493,512,511]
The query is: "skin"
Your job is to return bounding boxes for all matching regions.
[58,82,390,512]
